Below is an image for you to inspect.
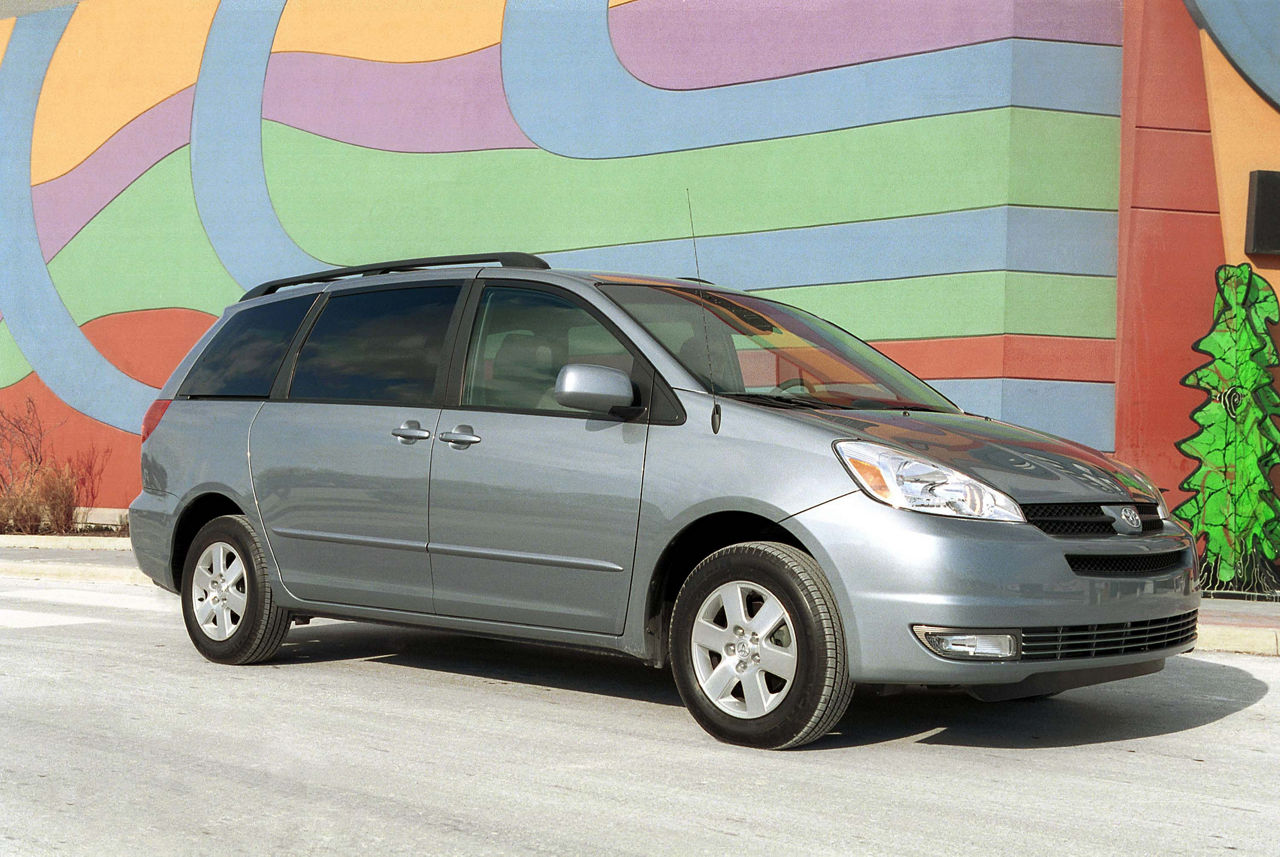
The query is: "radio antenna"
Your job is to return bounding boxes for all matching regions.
[685,188,721,433]
[685,187,703,282]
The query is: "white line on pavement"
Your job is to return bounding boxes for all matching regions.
[0,608,101,629]
[0,588,174,613]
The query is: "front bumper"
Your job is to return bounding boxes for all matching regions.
[784,492,1200,688]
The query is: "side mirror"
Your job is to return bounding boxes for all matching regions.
[554,364,637,416]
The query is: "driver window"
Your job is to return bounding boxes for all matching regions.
[462,287,635,413]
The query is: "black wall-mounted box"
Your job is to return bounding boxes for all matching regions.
[1246,170,1280,255]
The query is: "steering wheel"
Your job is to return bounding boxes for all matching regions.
[771,377,816,395]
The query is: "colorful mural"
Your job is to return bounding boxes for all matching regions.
[1117,0,1280,593]
[1175,264,1280,593]
[0,0,1123,508]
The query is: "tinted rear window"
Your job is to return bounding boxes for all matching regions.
[179,294,316,398]
[289,284,461,405]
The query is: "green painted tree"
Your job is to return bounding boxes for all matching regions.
[1175,263,1280,593]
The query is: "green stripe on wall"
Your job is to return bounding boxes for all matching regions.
[1009,109,1119,210]
[263,109,1119,265]
[754,272,1116,341]
[47,148,241,325]
[0,319,33,388]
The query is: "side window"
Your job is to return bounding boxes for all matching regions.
[289,284,461,405]
[179,294,316,398]
[462,287,635,413]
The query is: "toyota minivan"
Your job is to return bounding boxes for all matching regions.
[131,253,1199,748]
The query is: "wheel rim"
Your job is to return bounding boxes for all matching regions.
[690,580,798,719]
[190,541,248,642]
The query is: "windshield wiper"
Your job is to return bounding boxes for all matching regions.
[845,399,947,413]
[721,392,834,410]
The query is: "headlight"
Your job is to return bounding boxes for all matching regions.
[835,440,1024,522]
[1103,455,1172,520]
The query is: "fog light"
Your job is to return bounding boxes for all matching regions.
[913,626,1019,660]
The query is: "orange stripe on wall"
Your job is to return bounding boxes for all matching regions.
[870,335,1116,382]
[81,308,216,388]
[0,17,15,66]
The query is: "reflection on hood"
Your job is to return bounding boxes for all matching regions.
[793,409,1149,505]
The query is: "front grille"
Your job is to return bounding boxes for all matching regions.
[1066,550,1188,577]
[1021,610,1197,661]
[1023,502,1162,536]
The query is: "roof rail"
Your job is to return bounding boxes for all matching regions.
[239,252,551,302]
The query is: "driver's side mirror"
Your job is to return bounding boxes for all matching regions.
[554,364,640,418]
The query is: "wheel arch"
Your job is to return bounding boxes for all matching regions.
[168,492,247,592]
[642,510,808,668]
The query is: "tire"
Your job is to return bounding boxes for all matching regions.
[669,541,854,749]
[180,515,290,665]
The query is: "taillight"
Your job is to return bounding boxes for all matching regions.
[141,399,171,443]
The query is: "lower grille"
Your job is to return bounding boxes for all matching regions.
[1066,550,1188,577]
[1021,610,1197,661]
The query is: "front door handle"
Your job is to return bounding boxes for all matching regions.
[391,420,432,444]
[439,425,482,449]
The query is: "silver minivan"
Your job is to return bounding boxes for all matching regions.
[131,253,1199,748]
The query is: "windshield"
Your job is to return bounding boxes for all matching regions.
[598,284,959,412]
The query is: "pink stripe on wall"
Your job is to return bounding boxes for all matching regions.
[608,0,1122,90]
[31,88,194,262]
[262,49,534,154]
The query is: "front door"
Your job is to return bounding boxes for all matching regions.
[250,281,463,613]
[428,283,648,634]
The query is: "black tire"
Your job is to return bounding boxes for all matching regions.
[180,515,290,665]
[670,541,854,749]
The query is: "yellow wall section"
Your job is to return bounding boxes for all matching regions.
[272,0,636,61]
[30,0,218,185]
[0,17,14,66]
[1201,32,1280,285]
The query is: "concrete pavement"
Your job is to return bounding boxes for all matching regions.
[1,576,1277,856]
[0,536,1277,655]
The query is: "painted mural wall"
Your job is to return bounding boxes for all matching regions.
[1119,0,1280,592]
[0,0,1123,509]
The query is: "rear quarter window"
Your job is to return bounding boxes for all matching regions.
[178,294,316,398]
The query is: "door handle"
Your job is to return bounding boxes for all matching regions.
[439,425,481,448]
[391,420,432,444]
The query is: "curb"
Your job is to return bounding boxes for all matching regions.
[0,535,131,551]
[1196,624,1280,657]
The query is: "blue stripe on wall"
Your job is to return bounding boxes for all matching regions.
[543,206,1118,287]
[931,378,1116,451]
[191,0,331,289]
[502,1,1121,158]
[0,9,157,431]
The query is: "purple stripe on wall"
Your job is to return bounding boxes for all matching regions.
[608,0,1122,90]
[262,49,534,154]
[31,87,193,262]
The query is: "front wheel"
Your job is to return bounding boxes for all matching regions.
[670,541,853,749]
[180,514,290,665]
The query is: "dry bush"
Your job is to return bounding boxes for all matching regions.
[1,474,43,534]
[0,398,107,534]
[0,397,47,492]
[72,444,109,515]
[40,464,77,534]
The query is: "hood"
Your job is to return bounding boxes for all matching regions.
[791,409,1155,505]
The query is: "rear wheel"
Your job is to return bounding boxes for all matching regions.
[181,515,290,665]
[670,541,853,749]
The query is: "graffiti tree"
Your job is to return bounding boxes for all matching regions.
[1175,263,1280,593]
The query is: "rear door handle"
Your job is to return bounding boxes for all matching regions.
[439,425,481,448]
[391,420,432,444]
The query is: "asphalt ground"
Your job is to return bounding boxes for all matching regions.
[1,576,1277,856]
